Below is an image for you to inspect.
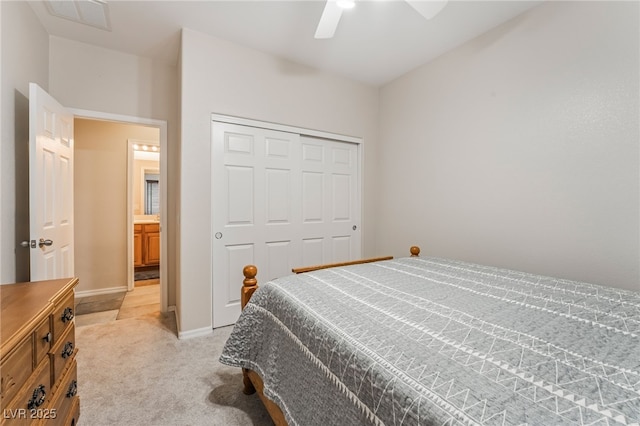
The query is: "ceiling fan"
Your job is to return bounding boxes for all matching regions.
[315,0,449,39]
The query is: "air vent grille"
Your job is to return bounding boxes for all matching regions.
[45,0,111,31]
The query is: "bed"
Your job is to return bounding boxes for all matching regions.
[219,247,640,425]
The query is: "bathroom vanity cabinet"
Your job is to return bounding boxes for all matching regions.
[134,223,160,267]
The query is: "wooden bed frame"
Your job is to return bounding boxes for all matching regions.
[238,246,421,425]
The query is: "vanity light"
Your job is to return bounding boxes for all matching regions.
[132,144,159,152]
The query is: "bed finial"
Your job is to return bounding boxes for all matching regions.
[241,265,258,309]
[410,246,420,257]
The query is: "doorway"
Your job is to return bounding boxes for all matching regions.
[72,109,168,313]
[129,139,160,290]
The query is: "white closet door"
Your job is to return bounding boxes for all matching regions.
[212,122,360,328]
[299,136,360,267]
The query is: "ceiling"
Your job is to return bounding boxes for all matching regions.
[28,0,543,86]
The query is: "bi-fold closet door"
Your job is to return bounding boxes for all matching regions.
[212,120,361,327]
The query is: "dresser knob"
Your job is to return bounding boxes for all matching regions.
[61,307,74,323]
[66,380,78,398]
[61,342,74,359]
[27,384,46,409]
[42,332,52,343]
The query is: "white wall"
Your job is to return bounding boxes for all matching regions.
[180,29,380,334]
[378,1,639,291]
[0,2,49,283]
[49,37,179,304]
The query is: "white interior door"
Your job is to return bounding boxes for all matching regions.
[212,121,361,328]
[29,83,74,281]
[299,135,360,266]
[212,123,301,327]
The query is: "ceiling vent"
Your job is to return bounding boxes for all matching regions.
[44,0,112,31]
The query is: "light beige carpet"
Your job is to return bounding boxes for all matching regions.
[76,312,273,425]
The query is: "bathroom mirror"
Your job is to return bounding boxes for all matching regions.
[132,142,160,219]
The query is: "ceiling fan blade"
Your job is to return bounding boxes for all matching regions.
[405,0,448,20]
[315,1,343,39]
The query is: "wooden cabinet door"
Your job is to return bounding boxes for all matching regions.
[133,232,143,267]
[144,231,160,266]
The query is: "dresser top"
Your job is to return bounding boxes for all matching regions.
[0,277,79,358]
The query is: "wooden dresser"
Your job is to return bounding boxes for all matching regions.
[0,278,80,425]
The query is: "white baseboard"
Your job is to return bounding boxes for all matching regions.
[178,325,213,340]
[75,286,128,298]
[170,307,212,340]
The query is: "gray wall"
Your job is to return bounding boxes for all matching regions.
[378,1,639,291]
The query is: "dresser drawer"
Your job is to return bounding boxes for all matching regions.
[0,336,33,409]
[1,358,51,425]
[46,360,77,426]
[52,293,75,345]
[49,324,76,390]
[64,396,80,426]
[33,319,52,368]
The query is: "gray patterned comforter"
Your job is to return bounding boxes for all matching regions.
[219,256,640,426]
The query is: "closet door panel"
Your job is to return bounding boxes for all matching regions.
[212,121,360,328]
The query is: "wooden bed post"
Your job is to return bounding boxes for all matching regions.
[241,265,258,310]
[241,265,258,395]
[410,246,420,257]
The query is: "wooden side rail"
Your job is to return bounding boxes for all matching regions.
[291,256,393,274]
[240,246,420,310]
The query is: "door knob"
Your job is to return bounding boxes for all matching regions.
[38,238,53,248]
